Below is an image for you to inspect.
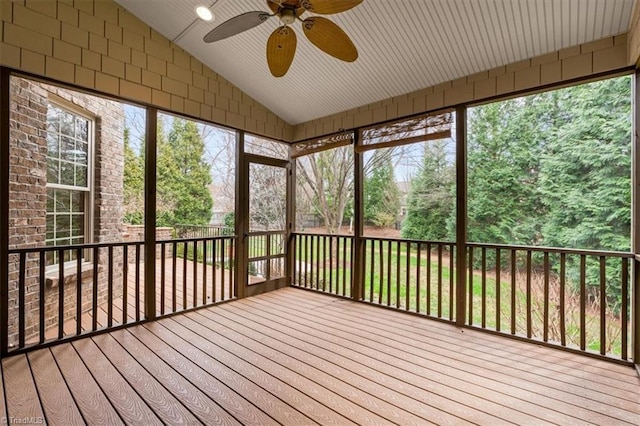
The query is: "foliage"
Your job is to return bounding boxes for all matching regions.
[156,118,213,227]
[123,118,214,227]
[123,127,144,224]
[401,140,455,241]
[364,149,401,227]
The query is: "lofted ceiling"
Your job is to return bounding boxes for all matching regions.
[114,0,634,125]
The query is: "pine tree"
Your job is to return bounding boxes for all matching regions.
[401,140,454,241]
[364,149,401,228]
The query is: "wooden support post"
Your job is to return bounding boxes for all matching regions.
[633,71,640,366]
[0,68,10,354]
[353,131,364,300]
[455,106,468,327]
[144,107,157,320]
[286,149,296,286]
[235,130,246,299]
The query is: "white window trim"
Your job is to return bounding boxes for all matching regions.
[46,96,96,267]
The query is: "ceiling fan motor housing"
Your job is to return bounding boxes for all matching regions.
[279,7,296,25]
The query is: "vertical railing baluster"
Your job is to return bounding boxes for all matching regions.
[426,242,431,315]
[193,240,198,307]
[599,256,606,355]
[481,247,486,327]
[329,236,339,293]
[297,235,302,286]
[495,249,501,332]
[449,244,454,321]
[621,257,629,360]
[159,243,165,316]
[76,249,82,335]
[406,242,411,311]
[510,249,516,335]
[107,246,113,328]
[386,240,392,307]
[378,239,383,304]
[543,252,549,342]
[369,239,374,302]
[135,244,141,322]
[182,241,188,310]
[39,251,45,344]
[321,235,326,292]
[416,243,421,314]
[18,252,26,348]
[212,238,217,303]
[58,248,64,339]
[172,241,177,312]
[93,247,99,331]
[229,237,234,299]
[437,244,443,318]
[468,246,473,325]
[526,250,532,339]
[580,255,586,351]
[123,246,129,323]
[203,239,208,305]
[342,237,347,296]
[396,240,401,309]
[560,253,566,346]
[221,238,226,300]
[314,236,319,290]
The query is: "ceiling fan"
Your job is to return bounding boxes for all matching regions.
[203,0,364,77]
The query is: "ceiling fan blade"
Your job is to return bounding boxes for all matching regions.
[302,17,358,62]
[266,26,297,77]
[203,11,272,43]
[301,0,363,14]
[266,1,305,18]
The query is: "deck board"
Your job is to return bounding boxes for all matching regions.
[50,344,123,425]
[27,349,84,425]
[4,287,640,425]
[247,292,635,424]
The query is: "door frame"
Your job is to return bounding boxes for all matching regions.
[239,153,291,297]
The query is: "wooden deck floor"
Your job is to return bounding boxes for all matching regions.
[6,287,640,425]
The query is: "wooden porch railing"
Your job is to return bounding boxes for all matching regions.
[5,235,235,355]
[292,232,635,362]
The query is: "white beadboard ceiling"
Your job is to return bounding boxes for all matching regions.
[114,0,634,125]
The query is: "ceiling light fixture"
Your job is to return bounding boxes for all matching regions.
[195,5,214,21]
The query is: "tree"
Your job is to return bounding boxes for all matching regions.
[401,139,454,241]
[364,149,401,227]
[297,146,354,233]
[539,77,631,252]
[156,117,213,227]
[465,95,551,245]
[122,127,144,224]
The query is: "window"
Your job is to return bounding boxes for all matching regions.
[45,102,92,264]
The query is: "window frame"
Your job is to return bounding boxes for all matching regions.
[45,96,95,267]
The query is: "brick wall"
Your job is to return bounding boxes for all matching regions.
[292,34,631,141]
[8,76,125,346]
[0,0,293,141]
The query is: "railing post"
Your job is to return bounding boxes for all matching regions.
[352,131,364,300]
[286,151,296,286]
[633,70,640,368]
[0,67,10,354]
[455,106,467,327]
[234,130,246,299]
[144,107,157,320]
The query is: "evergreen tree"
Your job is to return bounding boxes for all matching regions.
[156,118,213,227]
[123,127,144,224]
[401,140,454,241]
[364,149,401,227]
[540,77,631,252]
